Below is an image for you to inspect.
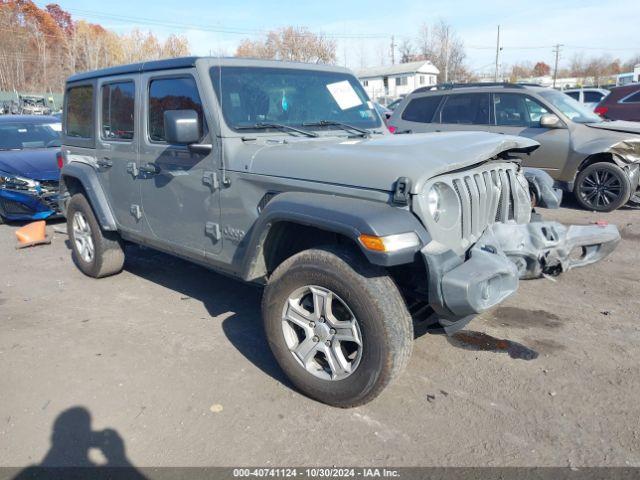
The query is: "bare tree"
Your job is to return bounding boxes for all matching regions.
[398,39,415,64]
[235,26,336,64]
[414,19,466,82]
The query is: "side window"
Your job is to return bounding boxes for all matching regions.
[65,85,94,138]
[401,96,442,123]
[395,76,408,86]
[584,91,604,103]
[565,91,580,101]
[524,97,550,125]
[622,91,640,103]
[148,76,204,142]
[438,93,490,124]
[494,93,530,126]
[101,81,135,141]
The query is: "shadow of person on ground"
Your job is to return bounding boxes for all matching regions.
[13,406,146,479]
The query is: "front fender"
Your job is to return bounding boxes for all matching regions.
[240,191,430,280]
[59,162,117,231]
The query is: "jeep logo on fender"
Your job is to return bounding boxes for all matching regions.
[222,226,245,244]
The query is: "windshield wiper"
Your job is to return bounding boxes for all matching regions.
[302,120,369,137]
[235,122,318,138]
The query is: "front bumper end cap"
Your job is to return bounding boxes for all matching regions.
[440,244,519,318]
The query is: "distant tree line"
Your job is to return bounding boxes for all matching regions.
[0,0,190,93]
[508,54,639,84]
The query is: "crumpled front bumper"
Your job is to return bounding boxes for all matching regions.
[422,220,620,331]
[0,189,60,221]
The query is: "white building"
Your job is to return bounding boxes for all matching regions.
[635,64,640,82]
[357,61,439,102]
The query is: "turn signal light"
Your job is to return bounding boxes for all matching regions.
[359,234,386,252]
[358,232,420,253]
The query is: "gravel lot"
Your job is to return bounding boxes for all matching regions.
[1,201,639,468]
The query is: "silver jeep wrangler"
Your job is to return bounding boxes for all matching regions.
[59,57,619,407]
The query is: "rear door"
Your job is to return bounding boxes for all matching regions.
[138,69,221,255]
[489,92,570,175]
[96,76,141,233]
[433,92,492,132]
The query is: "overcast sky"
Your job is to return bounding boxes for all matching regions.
[35,0,640,74]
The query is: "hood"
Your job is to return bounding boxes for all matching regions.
[0,148,59,180]
[585,121,640,135]
[239,131,539,194]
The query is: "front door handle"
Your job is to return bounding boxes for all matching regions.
[96,158,113,168]
[139,162,160,175]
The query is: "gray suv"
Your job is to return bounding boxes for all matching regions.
[388,83,640,212]
[59,58,619,407]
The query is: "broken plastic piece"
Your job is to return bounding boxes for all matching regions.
[15,221,51,249]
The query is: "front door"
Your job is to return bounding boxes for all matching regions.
[95,76,141,233]
[489,93,570,177]
[138,70,221,256]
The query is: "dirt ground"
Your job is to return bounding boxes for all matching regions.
[1,201,639,468]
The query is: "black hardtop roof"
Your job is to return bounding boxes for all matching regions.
[66,56,200,83]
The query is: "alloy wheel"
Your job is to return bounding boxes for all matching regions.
[72,211,95,263]
[580,168,623,209]
[281,285,363,381]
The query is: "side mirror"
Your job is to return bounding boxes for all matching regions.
[164,110,200,144]
[539,113,563,129]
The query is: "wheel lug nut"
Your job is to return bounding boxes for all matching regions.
[309,321,315,327]
[330,328,336,334]
[325,340,331,346]
[318,317,324,323]
[312,336,319,342]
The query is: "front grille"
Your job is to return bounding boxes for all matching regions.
[0,198,34,215]
[451,167,519,242]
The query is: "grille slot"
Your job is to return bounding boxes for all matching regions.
[451,166,517,245]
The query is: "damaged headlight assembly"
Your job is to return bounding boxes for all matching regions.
[0,172,39,192]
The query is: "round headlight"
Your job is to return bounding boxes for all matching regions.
[423,182,460,229]
[427,185,442,221]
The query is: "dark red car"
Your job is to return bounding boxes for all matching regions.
[595,84,640,121]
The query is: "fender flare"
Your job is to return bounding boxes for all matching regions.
[240,191,430,281]
[60,162,118,231]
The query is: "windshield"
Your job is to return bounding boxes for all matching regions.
[0,122,61,150]
[539,90,603,124]
[210,66,381,133]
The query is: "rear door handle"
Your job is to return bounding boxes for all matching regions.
[97,158,113,168]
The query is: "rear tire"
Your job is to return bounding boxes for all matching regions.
[66,193,124,278]
[262,246,413,407]
[574,162,631,212]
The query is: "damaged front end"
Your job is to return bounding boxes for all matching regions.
[485,221,620,280]
[0,176,60,221]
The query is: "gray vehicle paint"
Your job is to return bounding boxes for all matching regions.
[59,58,619,332]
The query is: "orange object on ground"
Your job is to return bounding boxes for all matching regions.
[15,221,51,249]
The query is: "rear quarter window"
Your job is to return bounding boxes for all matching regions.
[622,91,640,103]
[65,85,94,139]
[401,96,442,123]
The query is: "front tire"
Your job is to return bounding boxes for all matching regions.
[66,193,125,278]
[262,246,413,407]
[574,162,631,212]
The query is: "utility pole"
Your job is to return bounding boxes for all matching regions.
[390,35,396,65]
[494,25,501,82]
[552,43,563,88]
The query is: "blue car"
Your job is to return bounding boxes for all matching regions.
[0,115,62,223]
